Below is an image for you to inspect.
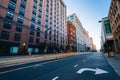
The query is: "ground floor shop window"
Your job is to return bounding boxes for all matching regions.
[27,48,33,53]
[34,48,39,53]
[10,47,18,54]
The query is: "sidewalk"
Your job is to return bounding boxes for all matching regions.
[0,52,83,68]
[104,53,120,76]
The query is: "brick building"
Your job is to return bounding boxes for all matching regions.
[67,21,76,52]
[0,0,67,55]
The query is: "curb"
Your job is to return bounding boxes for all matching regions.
[107,59,120,76]
[101,52,120,77]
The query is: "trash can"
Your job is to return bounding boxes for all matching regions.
[108,51,115,57]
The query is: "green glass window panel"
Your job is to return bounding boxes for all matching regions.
[104,20,112,34]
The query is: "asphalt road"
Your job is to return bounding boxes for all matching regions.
[0,52,120,80]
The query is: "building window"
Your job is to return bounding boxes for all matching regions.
[20,1,26,8]
[34,48,39,53]
[40,0,43,2]
[30,29,34,35]
[54,38,56,41]
[34,0,38,3]
[1,31,10,40]
[39,2,42,7]
[8,2,16,11]
[31,16,36,21]
[46,18,48,22]
[50,27,52,30]
[46,13,48,17]
[44,31,47,39]
[50,22,52,24]
[49,31,52,34]
[10,47,18,54]
[6,11,14,19]
[39,8,42,12]
[49,36,51,40]
[37,31,40,37]
[18,16,24,23]
[37,19,41,24]
[44,34,47,39]
[37,26,40,31]
[50,16,52,20]
[29,37,33,43]
[70,16,74,21]
[36,38,40,44]
[33,3,37,9]
[46,3,49,7]
[46,8,49,12]
[50,12,52,15]
[14,34,21,41]
[54,20,56,23]
[3,21,11,29]
[38,14,42,18]
[32,9,36,15]
[19,8,25,16]
[31,22,35,28]
[54,25,56,27]
[16,25,22,32]
[45,24,48,28]
[11,0,17,3]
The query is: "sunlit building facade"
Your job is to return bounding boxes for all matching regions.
[89,37,94,50]
[108,0,120,53]
[67,21,76,52]
[66,13,90,52]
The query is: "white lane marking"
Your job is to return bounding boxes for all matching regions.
[33,64,43,68]
[83,60,86,62]
[52,76,59,80]
[87,58,90,60]
[74,64,78,67]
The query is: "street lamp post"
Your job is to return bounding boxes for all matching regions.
[23,42,26,55]
[70,44,71,52]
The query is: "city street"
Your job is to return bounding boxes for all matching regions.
[0,52,120,80]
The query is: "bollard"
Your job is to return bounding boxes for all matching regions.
[29,52,31,56]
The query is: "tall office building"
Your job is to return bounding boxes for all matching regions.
[66,13,90,52]
[40,0,67,53]
[89,37,94,50]
[108,0,120,53]
[0,0,67,55]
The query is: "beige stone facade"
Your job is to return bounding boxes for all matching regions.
[108,0,120,53]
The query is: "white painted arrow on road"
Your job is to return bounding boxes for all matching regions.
[77,68,108,75]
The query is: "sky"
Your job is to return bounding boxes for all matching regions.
[64,0,111,50]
